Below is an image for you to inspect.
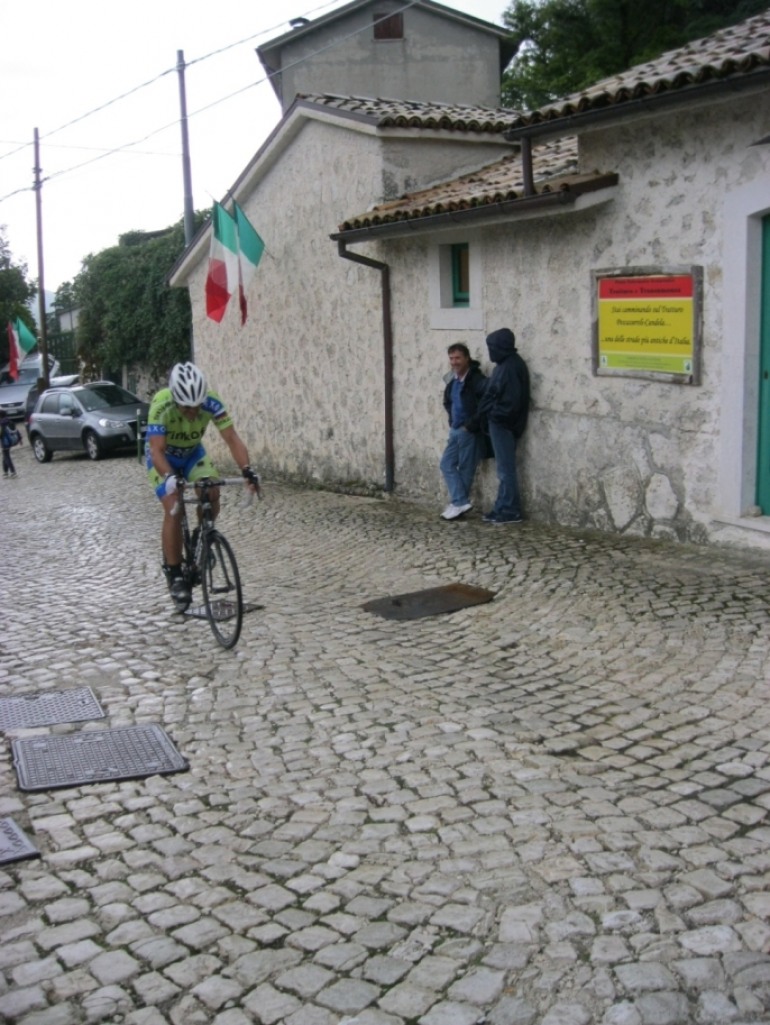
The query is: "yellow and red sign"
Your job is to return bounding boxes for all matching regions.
[597,274,695,375]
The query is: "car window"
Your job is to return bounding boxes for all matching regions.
[76,384,140,410]
[40,394,61,414]
[59,394,79,415]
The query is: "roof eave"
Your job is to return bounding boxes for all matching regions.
[257,0,512,58]
[330,173,619,242]
[504,66,770,141]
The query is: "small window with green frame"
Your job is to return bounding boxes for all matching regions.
[451,243,470,307]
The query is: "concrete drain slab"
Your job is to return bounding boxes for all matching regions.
[362,583,496,621]
[0,818,40,864]
[185,601,263,620]
[0,687,105,732]
[11,725,189,792]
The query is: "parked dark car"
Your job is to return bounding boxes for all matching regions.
[28,382,149,462]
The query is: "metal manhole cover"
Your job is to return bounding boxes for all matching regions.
[185,601,264,620]
[11,725,189,792]
[0,688,105,731]
[362,583,496,621]
[0,818,40,864]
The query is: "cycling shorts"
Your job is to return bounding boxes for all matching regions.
[147,443,219,499]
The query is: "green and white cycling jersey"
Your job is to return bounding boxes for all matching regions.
[145,387,234,493]
[146,387,233,456]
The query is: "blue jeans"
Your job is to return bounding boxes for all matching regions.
[440,426,482,506]
[488,422,521,519]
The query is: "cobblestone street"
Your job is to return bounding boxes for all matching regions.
[2,445,770,1025]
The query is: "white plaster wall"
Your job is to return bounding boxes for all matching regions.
[184,116,512,493]
[189,119,389,488]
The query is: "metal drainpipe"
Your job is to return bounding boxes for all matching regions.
[337,240,395,492]
[521,135,534,196]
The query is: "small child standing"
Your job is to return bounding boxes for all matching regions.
[1,415,22,478]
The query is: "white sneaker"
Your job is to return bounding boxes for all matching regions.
[441,503,472,520]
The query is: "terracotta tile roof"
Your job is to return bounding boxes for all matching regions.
[337,136,615,231]
[508,9,770,131]
[295,93,523,134]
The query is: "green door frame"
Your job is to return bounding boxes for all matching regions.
[757,215,770,513]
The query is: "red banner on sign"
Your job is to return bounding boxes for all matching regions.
[598,276,693,300]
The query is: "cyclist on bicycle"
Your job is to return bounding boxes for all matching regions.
[146,362,260,604]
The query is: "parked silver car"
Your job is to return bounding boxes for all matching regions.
[0,354,61,421]
[28,382,149,462]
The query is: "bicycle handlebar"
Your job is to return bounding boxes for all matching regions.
[171,475,260,516]
[179,477,247,489]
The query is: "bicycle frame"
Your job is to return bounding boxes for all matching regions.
[174,477,247,649]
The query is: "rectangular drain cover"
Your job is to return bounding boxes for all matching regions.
[11,725,189,792]
[0,818,40,864]
[186,601,263,620]
[0,687,105,731]
[362,583,496,621]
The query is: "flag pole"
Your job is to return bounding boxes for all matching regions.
[33,128,51,390]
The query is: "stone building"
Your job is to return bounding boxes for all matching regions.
[170,8,770,551]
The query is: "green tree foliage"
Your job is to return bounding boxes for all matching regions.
[0,228,37,362]
[73,213,205,380]
[501,0,770,110]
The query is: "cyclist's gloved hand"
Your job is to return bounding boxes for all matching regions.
[156,473,178,499]
[242,465,261,496]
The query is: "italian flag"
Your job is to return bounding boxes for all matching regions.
[235,202,265,326]
[205,202,239,323]
[6,318,37,380]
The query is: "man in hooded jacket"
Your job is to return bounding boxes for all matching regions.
[478,327,530,523]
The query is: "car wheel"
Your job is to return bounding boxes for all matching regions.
[84,430,103,461]
[31,434,53,463]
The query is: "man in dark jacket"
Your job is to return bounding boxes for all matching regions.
[478,327,530,524]
[439,343,487,520]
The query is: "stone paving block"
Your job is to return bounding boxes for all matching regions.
[242,982,302,1023]
[378,981,439,1018]
[634,990,691,1024]
[614,962,679,992]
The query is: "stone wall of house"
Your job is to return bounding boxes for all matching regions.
[274,4,505,111]
[189,119,396,491]
[183,90,770,549]
[186,116,512,494]
[381,93,770,546]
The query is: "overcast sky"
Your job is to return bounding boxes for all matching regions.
[1,0,510,296]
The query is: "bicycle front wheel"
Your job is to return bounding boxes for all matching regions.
[200,530,244,649]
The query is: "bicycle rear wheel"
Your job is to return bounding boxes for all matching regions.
[200,530,243,649]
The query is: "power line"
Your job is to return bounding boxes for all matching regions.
[0,0,423,206]
[0,0,342,164]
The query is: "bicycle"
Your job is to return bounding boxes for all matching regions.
[173,477,249,649]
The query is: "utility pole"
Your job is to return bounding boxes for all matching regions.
[177,50,195,247]
[177,50,196,360]
[33,128,51,390]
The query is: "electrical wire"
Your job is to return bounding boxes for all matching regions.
[0,0,423,203]
[0,0,359,167]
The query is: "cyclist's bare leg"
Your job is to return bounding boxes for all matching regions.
[193,483,221,525]
[161,491,184,566]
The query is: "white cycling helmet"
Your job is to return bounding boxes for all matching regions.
[169,362,207,406]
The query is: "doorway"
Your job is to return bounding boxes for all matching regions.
[757,215,770,513]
